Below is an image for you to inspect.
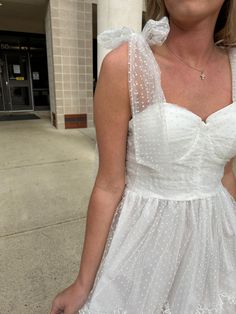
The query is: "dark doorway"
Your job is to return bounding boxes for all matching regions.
[0,51,33,111]
[30,51,50,111]
[0,31,49,112]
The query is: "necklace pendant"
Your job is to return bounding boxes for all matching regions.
[200,72,206,80]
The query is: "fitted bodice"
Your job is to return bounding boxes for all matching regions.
[96,16,236,201]
[125,102,236,200]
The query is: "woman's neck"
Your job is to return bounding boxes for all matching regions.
[164,16,219,67]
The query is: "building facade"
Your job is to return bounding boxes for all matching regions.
[0,0,146,129]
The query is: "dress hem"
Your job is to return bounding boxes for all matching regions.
[78,291,236,314]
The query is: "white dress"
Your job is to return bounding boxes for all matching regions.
[79,17,236,314]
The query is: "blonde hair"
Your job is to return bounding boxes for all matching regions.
[145,0,236,47]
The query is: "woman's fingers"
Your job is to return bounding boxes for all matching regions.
[50,300,64,314]
[50,302,80,314]
[49,282,88,314]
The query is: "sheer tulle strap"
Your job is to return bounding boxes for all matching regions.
[97,16,172,171]
[97,26,134,50]
[229,47,236,102]
[97,16,170,50]
[128,27,172,170]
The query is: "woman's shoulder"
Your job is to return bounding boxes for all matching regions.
[102,41,129,63]
[100,42,129,79]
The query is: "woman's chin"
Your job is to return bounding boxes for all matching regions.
[164,0,225,26]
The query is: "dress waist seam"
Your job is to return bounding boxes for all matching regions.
[124,183,224,201]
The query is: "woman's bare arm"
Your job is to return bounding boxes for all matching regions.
[221,157,236,200]
[74,42,131,293]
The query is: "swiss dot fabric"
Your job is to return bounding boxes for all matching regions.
[79,17,236,314]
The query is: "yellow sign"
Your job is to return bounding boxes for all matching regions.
[16,77,24,80]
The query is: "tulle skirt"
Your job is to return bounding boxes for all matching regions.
[78,184,236,314]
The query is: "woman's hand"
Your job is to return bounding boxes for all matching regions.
[50,281,91,314]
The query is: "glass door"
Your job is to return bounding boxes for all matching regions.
[0,52,33,111]
[6,52,33,111]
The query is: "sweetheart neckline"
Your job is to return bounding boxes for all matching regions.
[128,101,236,126]
[148,44,236,125]
[164,101,236,124]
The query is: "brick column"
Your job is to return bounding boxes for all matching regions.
[45,0,94,129]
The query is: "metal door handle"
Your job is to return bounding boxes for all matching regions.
[5,81,8,85]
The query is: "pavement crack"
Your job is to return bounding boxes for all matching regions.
[0,159,79,171]
[0,216,87,239]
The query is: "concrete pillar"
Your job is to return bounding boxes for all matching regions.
[97,0,143,74]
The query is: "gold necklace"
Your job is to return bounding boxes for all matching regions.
[164,43,215,80]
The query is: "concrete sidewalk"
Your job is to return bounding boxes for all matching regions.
[0,112,97,314]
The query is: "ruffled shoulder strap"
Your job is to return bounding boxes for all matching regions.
[229,46,236,102]
[97,16,172,170]
[97,16,170,50]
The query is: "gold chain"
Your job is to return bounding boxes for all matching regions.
[164,42,216,80]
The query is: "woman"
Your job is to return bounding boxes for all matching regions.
[50,0,236,313]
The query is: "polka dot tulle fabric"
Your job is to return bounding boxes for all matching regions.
[79,17,236,313]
